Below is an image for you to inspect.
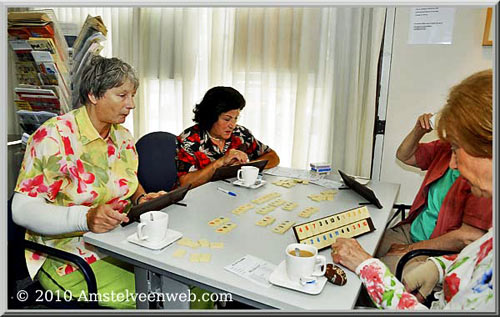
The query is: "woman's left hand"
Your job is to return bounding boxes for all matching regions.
[138,191,168,204]
[331,238,373,272]
[386,243,413,256]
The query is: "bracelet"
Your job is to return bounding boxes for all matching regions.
[134,193,146,206]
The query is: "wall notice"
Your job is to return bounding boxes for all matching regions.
[408,7,455,44]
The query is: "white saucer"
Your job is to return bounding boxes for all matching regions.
[268,261,327,295]
[127,229,183,250]
[232,179,266,189]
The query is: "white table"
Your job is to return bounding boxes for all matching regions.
[84,174,399,310]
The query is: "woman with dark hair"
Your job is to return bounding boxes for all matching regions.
[330,70,493,310]
[177,86,280,188]
[12,55,165,308]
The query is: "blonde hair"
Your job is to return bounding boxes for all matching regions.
[437,69,492,158]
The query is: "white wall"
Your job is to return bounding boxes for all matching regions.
[379,7,493,204]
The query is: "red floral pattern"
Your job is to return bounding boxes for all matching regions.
[444,273,461,302]
[176,124,271,177]
[397,292,419,309]
[19,174,48,197]
[359,262,383,284]
[33,127,47,143]
[106,197,130,213]
[443,254,458,261]
[476,238,492,265]
[47,179,63,201]
[68,159,96,194]
[61,136,74,155]
[108,144,116,156]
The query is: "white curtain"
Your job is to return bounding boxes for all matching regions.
[49,7,385,176]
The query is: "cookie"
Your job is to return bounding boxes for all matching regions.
[323,263,347,286]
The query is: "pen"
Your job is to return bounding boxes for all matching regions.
[358,202,372,206]
[217,187,237,197]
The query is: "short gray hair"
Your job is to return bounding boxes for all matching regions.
[79,55,139,105]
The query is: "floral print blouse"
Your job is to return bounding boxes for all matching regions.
[15,106,139,278]
[356,230,494,310]
[176,124,271,178]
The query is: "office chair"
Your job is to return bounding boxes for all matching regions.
[7,197,99,309]
[136,131,178,192]
[395,248,455,308]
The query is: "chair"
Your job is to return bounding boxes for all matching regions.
[7,197,99,309]
[136,131,178,192]
[395,248,455,308]
[385,204,411,229]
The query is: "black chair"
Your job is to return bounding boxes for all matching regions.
[395,249,455,308]
[136,131,178,192]
[385,204,411,229]
[7,197,99,309]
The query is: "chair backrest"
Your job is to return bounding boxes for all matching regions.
[136,131,178,193]
[7,197,30,282]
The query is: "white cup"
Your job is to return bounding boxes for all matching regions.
[285,243,326,284]
[137,211,169,243]
[237,166,259,186]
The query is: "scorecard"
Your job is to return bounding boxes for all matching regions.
[292,206,375,251]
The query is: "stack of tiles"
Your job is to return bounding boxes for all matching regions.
[308,189,338,202]
[310,162,331,175]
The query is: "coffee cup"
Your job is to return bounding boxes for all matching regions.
[237,166,259,186]
[137,211,169,243]
[285,243,326,284]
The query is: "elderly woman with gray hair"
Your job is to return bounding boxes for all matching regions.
[12,55,165,309]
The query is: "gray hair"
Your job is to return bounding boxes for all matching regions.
[79,55,139,105]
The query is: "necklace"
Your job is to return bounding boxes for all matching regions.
[207,131,224,142]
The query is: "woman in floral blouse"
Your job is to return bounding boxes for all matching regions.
[177,86,280,188]
[331,69,493,310]
[12,56,165,309]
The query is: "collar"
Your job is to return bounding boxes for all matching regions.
[199,127,229,154]
[75,106,118,146]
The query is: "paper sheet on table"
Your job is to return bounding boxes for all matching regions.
[224,255,277,288]
[309,178,342,189]
[264,166,342,189]
[264,166,320,180]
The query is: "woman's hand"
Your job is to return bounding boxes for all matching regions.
[386,243,413,256]
[331,238,373,272]
[137,191,168,205]
[415,113,434,135]
[403,261,440,303]
[87,204,129,233]
[220,149,249,166]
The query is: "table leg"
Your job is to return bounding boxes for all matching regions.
[160,275,190,309]
[134,266,150,309]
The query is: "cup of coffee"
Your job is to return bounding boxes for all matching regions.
[137,211,169,243]
[285,243,326,284]
[237,166,259,186]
